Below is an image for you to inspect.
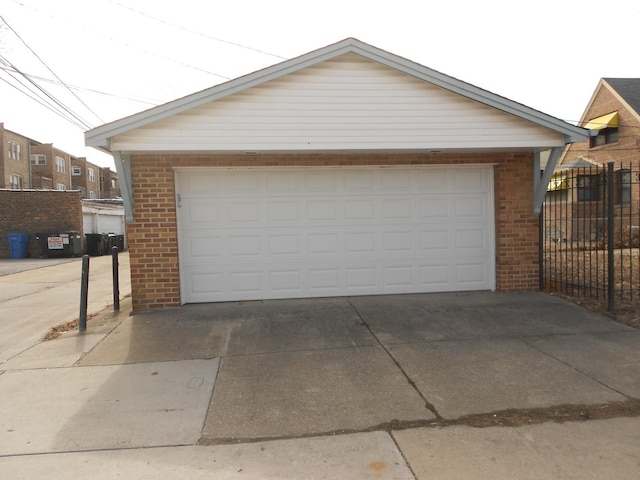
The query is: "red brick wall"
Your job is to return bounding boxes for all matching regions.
[0,190,83,258]
[127,152,539,310]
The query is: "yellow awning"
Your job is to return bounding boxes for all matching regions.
[547,177,567,191]
[584,112,618,130]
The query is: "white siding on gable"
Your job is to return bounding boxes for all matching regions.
[112,53,564,152]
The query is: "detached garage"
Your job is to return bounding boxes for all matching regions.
[85,38,589,311]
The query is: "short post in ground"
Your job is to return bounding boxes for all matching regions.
[79,254,90,333]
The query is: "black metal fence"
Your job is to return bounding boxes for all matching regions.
[541,162,640,311]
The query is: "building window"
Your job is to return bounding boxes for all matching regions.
[616,169,632,204]
[577,174,602,201]
[31,154,46,165]
[55,156,66,173]
[589,128,619,148]
[9,174,23,189]
[8,141,22,160]
[71,166,82,176]
[88,167,95,182]
[89,190,96,199]
[56,183,66,191]
[111,179,116,188]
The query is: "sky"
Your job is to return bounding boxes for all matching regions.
[1,0,638,170]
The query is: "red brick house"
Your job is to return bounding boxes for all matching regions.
[546,78,640,243]
[85,38,589,311]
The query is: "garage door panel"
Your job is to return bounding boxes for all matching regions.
[418,198,449,218]
[455,196,488,218]
[177,167,495,303]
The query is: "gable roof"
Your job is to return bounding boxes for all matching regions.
[603,78,640,116]
[85,38,588,150]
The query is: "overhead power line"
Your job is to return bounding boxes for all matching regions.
[0,54,92,130]
[0,14,105,124]
[0,65,161,106]
[108,0,287,61]
[7,0,232,80]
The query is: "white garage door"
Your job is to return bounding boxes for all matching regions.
[176,166,495,304]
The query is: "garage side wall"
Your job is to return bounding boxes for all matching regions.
[128,153,538,310]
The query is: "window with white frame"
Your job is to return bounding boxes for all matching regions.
[71,166,82,176]
[55,156,65,173]
[89,190,96,199]
[31,154,46,165]
[9,174,23,189]
[8,141,22,160]
[88,167,95,182]
[56,183,66,190]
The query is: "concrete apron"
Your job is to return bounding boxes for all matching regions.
[75,291,640,445]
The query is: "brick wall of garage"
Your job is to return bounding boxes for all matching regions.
[0,189,83,258]
[127,153,539,311]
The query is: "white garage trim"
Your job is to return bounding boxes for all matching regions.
[175,165,495,304]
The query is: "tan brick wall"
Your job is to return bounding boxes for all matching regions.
[1,129,31,188]
[128,152,539,310]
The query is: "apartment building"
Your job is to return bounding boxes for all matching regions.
[0,123,31,190]
[71,156,101,199]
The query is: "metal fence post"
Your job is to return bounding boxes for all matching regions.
[79,254,90,333]
[607,162,615,311]
[112,246,120,313]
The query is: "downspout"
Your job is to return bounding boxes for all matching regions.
[112,151,134,222]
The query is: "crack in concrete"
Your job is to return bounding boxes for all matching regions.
[199,399,640,446]
[346,299,443,420]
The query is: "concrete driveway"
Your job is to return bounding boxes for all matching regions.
[73,291,640,446]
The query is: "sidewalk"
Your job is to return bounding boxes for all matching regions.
[0,253,130,364]
[1,266,639,478]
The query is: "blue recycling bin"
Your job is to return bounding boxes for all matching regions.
[8,233,29,259]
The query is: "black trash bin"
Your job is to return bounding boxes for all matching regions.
[106,233,117,252]
[35,232,82,257]
[115,234,126,252]
[85,233,107,256]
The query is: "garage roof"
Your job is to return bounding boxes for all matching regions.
[85,38,589,150]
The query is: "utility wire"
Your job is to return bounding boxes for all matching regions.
[0,65,161,105]
[0,14,105,124]
[0,55,87,128]
[108,0,287,60]
[0,68,88,129]
[0,53,93,129]
[7,0,231,80]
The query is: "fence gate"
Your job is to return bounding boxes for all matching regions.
[541,162,639,311]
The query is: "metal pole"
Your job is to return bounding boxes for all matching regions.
[112,246,120,313]
[607,162,615,311]
[79,254,90,333]
[539,205,544,291]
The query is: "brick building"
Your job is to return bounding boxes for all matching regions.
[0,190,83,258]
[99,166,121,199]
[71,156,101,199]
[30,143,73,191]
[546,78,640,242]
[0,123,31,190]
